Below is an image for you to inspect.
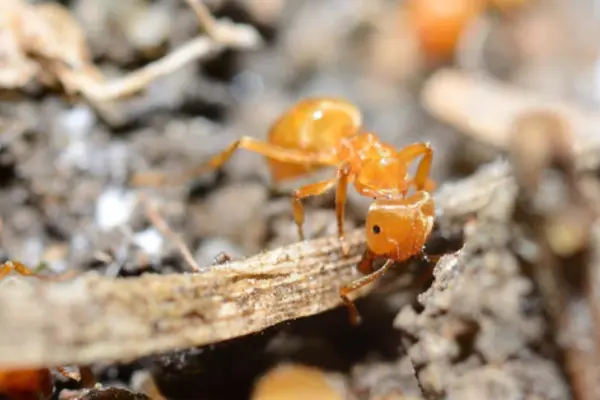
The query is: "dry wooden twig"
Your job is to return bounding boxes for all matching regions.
[0,228,365,368]
[2,72,600,369]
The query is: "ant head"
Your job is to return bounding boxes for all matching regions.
[365,192,435,262]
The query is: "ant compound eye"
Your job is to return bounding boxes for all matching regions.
[372,225,381,234]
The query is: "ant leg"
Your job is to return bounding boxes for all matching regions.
[0,261,75,282]
[292,178,337,241]
[396,142,433,191]
[194,137,321,174]
[335,162,352,255]
[340,258,394,325]
[132,136,332,187]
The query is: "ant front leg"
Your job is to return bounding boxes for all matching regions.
[292,178,337,241]
[340,258,394,325]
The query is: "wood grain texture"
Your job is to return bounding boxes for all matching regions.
[0,229,365,368]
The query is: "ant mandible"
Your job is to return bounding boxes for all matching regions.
[132,97,436,325]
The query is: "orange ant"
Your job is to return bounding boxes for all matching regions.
[132,97,437,325]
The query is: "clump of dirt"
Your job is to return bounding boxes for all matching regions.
[394,118,600,400]
[395,183,570,399]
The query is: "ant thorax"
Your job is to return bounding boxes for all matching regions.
[353,156,411,197]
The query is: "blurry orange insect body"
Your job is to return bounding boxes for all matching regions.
[0,368,53,400]
[165,97,437,325]
[265,98,362,183]
[407,0,485,61]
[0,367,82,400]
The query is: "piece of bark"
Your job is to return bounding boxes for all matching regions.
[0,228,364,368]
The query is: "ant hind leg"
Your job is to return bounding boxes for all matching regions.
[132,136,327,187]
[184,137,315,185]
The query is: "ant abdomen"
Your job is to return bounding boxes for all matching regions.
[266,98,362,182]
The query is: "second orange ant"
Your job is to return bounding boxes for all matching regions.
[132,97,437,325]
